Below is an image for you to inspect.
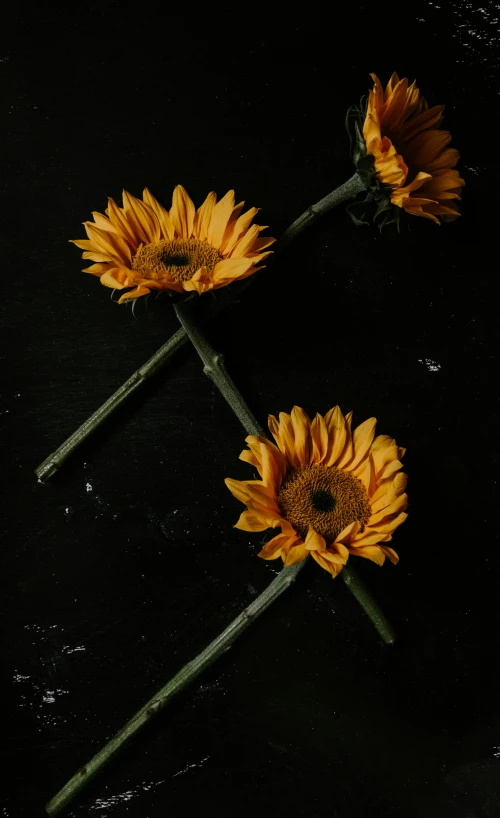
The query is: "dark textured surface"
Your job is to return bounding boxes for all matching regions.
[2,3,500,816]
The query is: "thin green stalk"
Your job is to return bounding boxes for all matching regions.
[173,300,396,646]
[341,564,396,644]
[35,173,365,480]
[45,560,306,816]
[173,302,266,438]
[278,172,365,251]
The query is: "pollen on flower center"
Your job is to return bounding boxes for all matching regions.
[132,238,223,283]
[278,464,371,542]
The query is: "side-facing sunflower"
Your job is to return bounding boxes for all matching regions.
[347,72,465,227]
[225,406,408,577]
[71,186,275,302]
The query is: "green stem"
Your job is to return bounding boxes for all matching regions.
[35,328,187,481]
[173,303,266,438]
[35,173,365,480]
[45,560,306,816]
[341,564,396,645]
[277,172,365,251]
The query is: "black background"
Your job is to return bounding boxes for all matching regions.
[2,2,500,816]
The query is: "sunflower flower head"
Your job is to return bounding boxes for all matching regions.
[345,73,465,229]
[225,406,408,578]
[71,186,275,303]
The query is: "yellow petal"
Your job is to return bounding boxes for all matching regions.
[311,551,345,578]
[223,206,260,255]
[369,493,408,525]
[347,417,377,470]
[283,542,309,566]
[91,211,116,232]
[311,413,329,463]
[81,250,111,262]
[82,263,106,275]
[259,533,301,560]
[84,222,132,264]
[207,189,236,249]
[348,545,386,566]
[211,257,254,285]
[121,191,159,245]
[100,268,136,290]
[304,526,327,552]
[230,223,261,258]
[117,285,151,303]
[235,509,269,532]
[142,188,175,240]
[379,545,399,564]
[324,406,347,466]
[106,197,139,246]
[334,520,361,543]
[336,411,354,467]
[193,191,217,241]
[170,185,195,237]
[290,406,312,465]
[276,411,301,469]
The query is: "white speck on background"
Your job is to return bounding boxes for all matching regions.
[86,482,93,492]
[418,358,441,372]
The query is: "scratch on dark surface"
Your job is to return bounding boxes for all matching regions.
[172,757,210,778]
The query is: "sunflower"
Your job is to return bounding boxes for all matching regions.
[225,406,408,578]
[71,186,275,302]
[361,72,465,224]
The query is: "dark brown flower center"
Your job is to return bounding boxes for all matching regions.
[277,463,371,542]
[132,238,223,283]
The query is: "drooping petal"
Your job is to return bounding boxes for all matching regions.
[304,526,327,552]
[283,541,309,566]
[117,285,151,303]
